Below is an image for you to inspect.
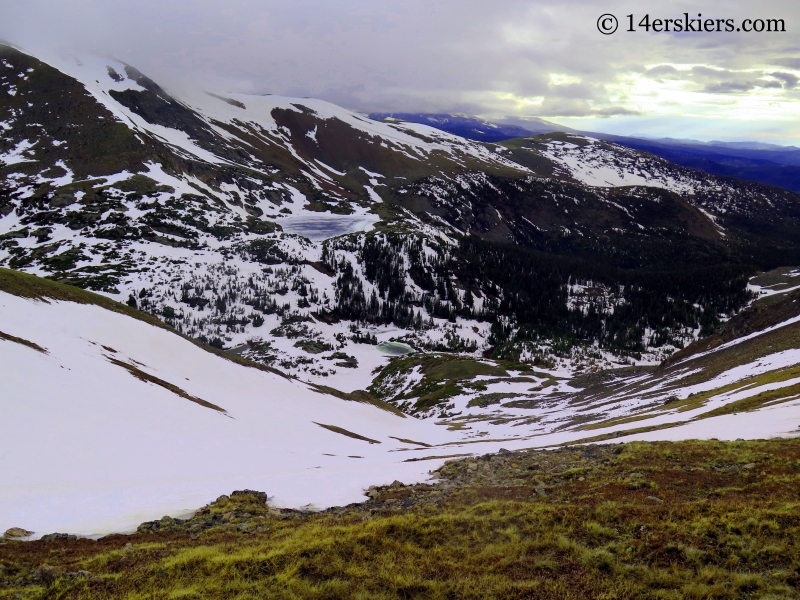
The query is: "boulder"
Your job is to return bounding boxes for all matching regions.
[230,490,268,503]
[3,527,33,538]
[67,570,91,579]
[40,533,77,542]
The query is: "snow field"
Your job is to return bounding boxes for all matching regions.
[2,288,799,537]
[0,291,457,537]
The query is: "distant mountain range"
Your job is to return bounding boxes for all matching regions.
[369,113,800,194]
[367,113,567,143]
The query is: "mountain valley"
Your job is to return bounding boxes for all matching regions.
[2,42,800,539]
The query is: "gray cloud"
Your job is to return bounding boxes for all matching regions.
[593,106,643,117]
[0,0,798,134]
[703,81,758,93]
[537,98,594,117]
[775,58,800,70]
[645,65,681,80]
[771,71,799,88]
[535,97,642,118]
[644,64,800,94]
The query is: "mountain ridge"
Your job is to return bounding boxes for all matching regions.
[2,42,800,385]
[3,43,800,380]
[369,112,800,194]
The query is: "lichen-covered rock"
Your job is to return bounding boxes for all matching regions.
[230,490,268,503]
[3,527,33,538]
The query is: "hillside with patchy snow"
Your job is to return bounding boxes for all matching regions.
[2,268,799,537]
[3,43,800,391]
[0,271,464,537]
[2,43,800,539]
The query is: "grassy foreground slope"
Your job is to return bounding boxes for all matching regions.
[2,439,800,599]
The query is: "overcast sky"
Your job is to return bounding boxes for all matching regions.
[2,0,799,144]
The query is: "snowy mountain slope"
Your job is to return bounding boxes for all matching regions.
[373,112,800,195]
[0,269,464,537]
[0,43,512,380]
[2,268,800,537]
[359,269,800,445]
[19,45,523,195]
[586,135,800,195]
[0,42,522,251]
[3,42,800,401]
[523,133,798,218]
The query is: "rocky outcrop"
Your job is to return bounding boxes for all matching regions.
[2,528,33,539]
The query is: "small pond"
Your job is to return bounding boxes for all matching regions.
[377,342,415,356]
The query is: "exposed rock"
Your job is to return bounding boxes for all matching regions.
[40,533,78,542]
[66,570,91,579]
[231,490,268,503]
[32,564,63,584]
[3,527,33,538]
[129,447,623,536]
[580,445,604,459]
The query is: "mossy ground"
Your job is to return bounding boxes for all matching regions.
[2,439,800,599]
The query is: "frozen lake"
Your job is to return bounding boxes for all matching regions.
[278,213,378,241]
